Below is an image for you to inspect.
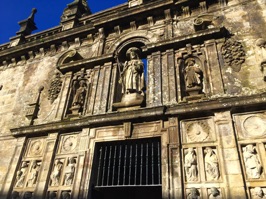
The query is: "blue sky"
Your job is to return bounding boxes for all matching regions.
[0,0,126,44]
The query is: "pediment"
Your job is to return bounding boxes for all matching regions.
[57,49,83,68]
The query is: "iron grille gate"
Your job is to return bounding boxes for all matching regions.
[92,137,161,188]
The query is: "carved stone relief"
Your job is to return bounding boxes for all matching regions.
[28,139,44,157]
[184,148,198,182]
[68,70,91,116]
[15,161,29,188]
[64,157,76,186]
[11,191,20,199]
[251,187,266,199]
[48,191,57,199]
[23,192,33,199]
[50,159,64,186]
[113,47,145,110]
[59,135,78,154]
[222,38,245,72]
[256,38,266,81]
[243,115,266,138]
[186,187,200,199]
[184,120,212,143]
[48,72,63,104]
[204,147,220,181]
[61,191,71,199]
[183,57,203,96]
[26,160,41,187]
[208,187,222,199]
[243,144,262,179]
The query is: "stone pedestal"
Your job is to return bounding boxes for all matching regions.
[113,93,144,111]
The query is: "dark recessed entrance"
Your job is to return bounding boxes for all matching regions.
[89,137,162,199]
[92,186,162,199]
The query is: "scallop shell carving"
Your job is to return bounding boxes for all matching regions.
[186,121,210,142]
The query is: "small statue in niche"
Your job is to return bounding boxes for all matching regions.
[183,58,203,97]
[69,72,88,115]
[15,162,29,187]
[184,58,203,88]
[48,191,57,199]
[243,145,262,179]
[64,157,76,186]
[119,47,145,95]
[113,47,145,110]
[48,72,63,104]
[184,148,198,181]
[50,159,63,186]
[253,187,265,199]
[209,187,222,199]
[27,160,41,187]
[11,191,20,199]
[204,147,219,180]
[187,188,200,199]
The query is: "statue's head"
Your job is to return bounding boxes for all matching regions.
[49,191,57,199]
[254,187,263,197]
[190,188,198,197]
[187,148,194,154]
[126,47,141,60]
[210,187,219,196]
[185,58,196,66]
[61,191,71,199]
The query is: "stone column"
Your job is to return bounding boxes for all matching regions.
[204,40,224,95]
[214,111,246,199]
[0,137,26,199]
[147,51,162,107]
[167,117,182,199]
[86,66,100,115]
[55,72,73,120]
[34,133,58,199]
[162,49,177,105]
[93,62,112,114]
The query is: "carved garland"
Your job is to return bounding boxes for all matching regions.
[222,38,245,72]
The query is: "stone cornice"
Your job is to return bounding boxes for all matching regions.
[10,93,266,136]
[10,106,165,136]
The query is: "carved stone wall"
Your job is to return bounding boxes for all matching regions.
[0,0,266,198]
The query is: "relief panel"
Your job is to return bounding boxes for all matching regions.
[242,144,263,179]
[250,187,266,199]
[58,134,79,154]
[181,118,216,143]
[234,112,266,140]
[204,147,220,181]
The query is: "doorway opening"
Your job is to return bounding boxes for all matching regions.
[89,137,162,199]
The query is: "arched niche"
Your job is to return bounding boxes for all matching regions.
[56,49,83,70]
[179,56,205,100]
[112,38,149,111]
[107,30,159,54]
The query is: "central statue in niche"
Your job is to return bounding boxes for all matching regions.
[113,47,145,111]
[120,47,145,95]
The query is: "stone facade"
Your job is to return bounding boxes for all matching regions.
[0,0,266,198]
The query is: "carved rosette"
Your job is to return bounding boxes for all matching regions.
[185,121,211,142]
[222,38,245,72]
